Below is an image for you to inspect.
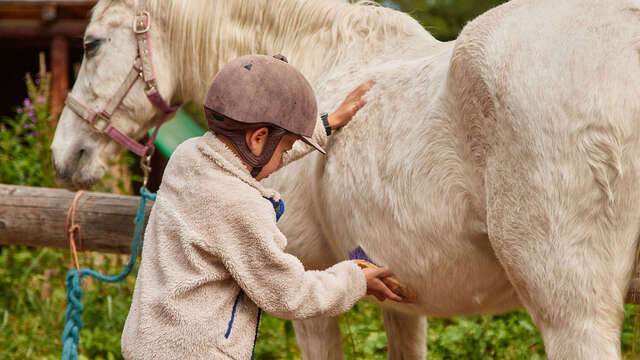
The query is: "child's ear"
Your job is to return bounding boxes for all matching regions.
[246,127,269,156]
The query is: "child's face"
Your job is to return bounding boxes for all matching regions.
[253,133,298,181]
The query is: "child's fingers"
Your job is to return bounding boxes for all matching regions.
[371,280,402,302]
[348,100,366,117]
[381,284,403,302]
[355,79,375,97]
[362,79,375,91]
[372,267,393,279]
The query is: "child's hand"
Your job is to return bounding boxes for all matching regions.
[362,266,404,302]
[328,79,375,130]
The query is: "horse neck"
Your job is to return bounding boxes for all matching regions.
[161,0,435,104]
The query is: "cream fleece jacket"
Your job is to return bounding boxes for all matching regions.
[121,128,366,359]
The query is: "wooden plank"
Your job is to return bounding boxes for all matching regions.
[0,1,95,5]
[0,19,86,39]
[50,35,68,123]
[0,4,41,19]
[0,184,153,254]
[0,2,94,20]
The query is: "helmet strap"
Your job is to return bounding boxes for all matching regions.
[251,166,263,178]
[205,108,289,178]
[237,127,287,170]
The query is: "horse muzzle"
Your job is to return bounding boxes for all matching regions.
[51,125,105,190]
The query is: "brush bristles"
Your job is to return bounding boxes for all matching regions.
[349,246,375,264]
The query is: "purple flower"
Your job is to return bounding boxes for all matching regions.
[23,98,31,107]
[23,124,30,129]
[16,108,22,114]
[30,117,37,123]
[29,131,39,137]
[26,110,35,118]
[37,95,46,104]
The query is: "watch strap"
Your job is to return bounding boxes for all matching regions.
[321,112,331,136]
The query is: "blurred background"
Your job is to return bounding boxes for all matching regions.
[0,1,638,359]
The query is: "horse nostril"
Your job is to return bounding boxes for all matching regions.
[65,147,89,175]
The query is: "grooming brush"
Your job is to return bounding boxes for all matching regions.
[349,246,414,301]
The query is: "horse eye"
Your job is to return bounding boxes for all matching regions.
[83,39,102,58]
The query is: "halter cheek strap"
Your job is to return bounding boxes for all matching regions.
[64,10,177,158]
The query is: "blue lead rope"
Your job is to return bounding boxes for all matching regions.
[61,187,156,360]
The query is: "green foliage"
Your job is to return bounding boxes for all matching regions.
[255,314,300,359]
[339,304,543,359]
[378,0,509,41]
[0,246,137,360]
[427,312,545,359]
[0,72,55,187]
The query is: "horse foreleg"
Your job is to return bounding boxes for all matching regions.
[293,317,343,360]
[382,309,427,360]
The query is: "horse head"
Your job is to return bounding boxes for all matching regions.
[51,0,176,189]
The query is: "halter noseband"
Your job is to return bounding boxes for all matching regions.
[64,9,177,159]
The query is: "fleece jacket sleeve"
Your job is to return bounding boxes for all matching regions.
[281,116,328,167]
[212,196,366,320]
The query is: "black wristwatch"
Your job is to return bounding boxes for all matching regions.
[321,112,331,136]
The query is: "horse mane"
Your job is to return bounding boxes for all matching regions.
[89,0,433,101]
[155,0,433,101]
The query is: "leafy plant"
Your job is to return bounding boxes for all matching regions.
[378,0,509,41]
[0,63,55,187]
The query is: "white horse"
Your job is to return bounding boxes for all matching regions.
[51,0,640,358]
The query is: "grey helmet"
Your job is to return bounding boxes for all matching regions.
[203,54,325,177]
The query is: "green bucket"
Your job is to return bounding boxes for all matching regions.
[149,108,206,158]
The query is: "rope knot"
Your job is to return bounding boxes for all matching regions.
[61,187,154,360]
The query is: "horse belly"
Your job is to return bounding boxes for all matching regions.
[321,184,521,317]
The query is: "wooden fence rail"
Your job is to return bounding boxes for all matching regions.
[0,184,152,254]
[3,183,640,304]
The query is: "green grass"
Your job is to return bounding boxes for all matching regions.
[1,245,639,359]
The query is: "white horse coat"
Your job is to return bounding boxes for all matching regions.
[51,0,640,358]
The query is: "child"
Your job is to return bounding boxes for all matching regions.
[122,54,401,360]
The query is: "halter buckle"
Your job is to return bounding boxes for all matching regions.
[145,82,156,93]
[92,113,111,132]
[133,11,150,34]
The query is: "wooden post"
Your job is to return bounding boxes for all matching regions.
[0,184,153,254]
[50,35,69,124]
